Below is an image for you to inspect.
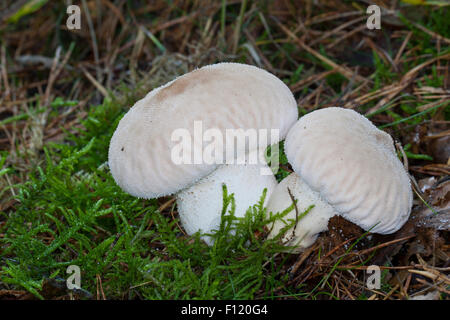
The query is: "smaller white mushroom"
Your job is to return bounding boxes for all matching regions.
[266,107,413,251]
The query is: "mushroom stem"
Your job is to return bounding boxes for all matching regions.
[266,173,338,251]
[176,152,277,245]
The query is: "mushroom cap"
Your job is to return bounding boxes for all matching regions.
[284,107,412,234]
[177,152,277,245]
[108,63,298,199]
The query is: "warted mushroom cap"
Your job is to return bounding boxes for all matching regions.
[108,63,298,199]
[284,107,412,234]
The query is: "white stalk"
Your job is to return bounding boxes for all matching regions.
[266,173,338,251]
[176,151,277,245]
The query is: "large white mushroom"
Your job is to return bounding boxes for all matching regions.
[108,63,298,244]
[266,107,413,250]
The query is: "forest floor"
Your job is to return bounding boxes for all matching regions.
[0,0,449,300]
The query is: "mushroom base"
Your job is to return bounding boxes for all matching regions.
[176,160,277,245]
[266,173,339,252]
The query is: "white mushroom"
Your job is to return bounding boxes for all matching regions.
[108,63,298,243]
[266,107,413,250]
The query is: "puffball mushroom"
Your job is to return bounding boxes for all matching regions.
[266,107,413,250]
[108,62,298,243]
